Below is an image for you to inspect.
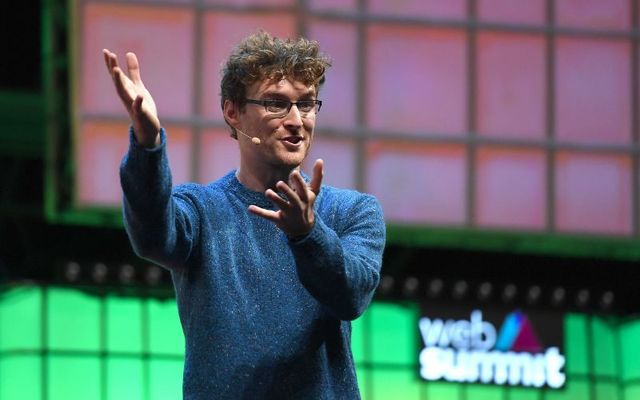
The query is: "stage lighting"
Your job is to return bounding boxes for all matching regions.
[402,276,419,298]
[64,261,81,283]
[452,280,468,300]
[118,264,136,285]
[600,291,615,310]
[477,281,492,301]
[145,265,164,286]
[575,289,590,308]
[502,283,517,303]
[526,285,541,305]
[426,279,444,299]
[550,287,566,307]
[91,262,108,284]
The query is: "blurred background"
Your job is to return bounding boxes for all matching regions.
[1,0,640,399]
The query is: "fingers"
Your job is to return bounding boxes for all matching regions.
[126,52,142,83]
[309,159,324,195]
[288,171,309,203]
[248,205,281,223]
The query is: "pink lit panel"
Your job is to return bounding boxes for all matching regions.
[366,26,467,135]
[556,0,630,31]
[309,0,357,12]
[307,20,357,129]
[476,32,545,140]
[204,0,293,5]
[201,13,296,120]
[555,38,631,145]
[477,0,545,25]
[555,152,631,235]
[164,127,194,186]
[198,129,241,184]
[368,0,466,19]
[80,4,194,119]
[475,147,545,230]
[76,121,129,207]
[366,142,466,225]
[304,136,356,190]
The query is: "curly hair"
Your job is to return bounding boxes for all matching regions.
[220,30,331,138]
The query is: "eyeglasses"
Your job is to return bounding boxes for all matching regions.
[245,98,322,117]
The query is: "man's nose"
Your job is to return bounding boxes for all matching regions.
[283,104,303,128]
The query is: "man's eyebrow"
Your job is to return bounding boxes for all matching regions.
[260,90,316,100]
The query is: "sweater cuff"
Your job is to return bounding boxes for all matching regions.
[128,126,166,153]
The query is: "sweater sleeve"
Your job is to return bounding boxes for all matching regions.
[289,193,385,321]
[119,127,200,269]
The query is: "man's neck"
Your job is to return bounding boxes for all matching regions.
[235,164,300,193]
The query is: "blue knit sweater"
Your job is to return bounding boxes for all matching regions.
[120,129,386,399]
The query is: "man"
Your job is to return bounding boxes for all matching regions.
[104,31,385,399]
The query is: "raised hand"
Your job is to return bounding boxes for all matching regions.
[103,49,161,148]
[249,159,324,239]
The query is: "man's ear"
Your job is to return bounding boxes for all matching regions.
[223,99,240,129]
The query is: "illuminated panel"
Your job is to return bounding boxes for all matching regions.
[476,32,545,140]
[555,38,631,145]
[366,26,467,135]
[555,0,630,30]
[149,359,184,400]
[305,136,356,189]
[368,0,466,19]
[369,302,418,364]
[148,297,185,355]
[0,286,41,352]
[309,0,356,12]
[204,0,293,5]
[476,0,545,24]
[47,287,100,351]
[555,152,631,235]
[466,386,503,399]
[591,318,617,378]
[198,129,241,184]
[80,3,194,119]
[475,147,545,230]
[366,142,466,225]
[48,356,101,400]
[307,20,358,129]
[620,320,640,382]
[106,358,144,400]
[76,122,192,206]
[200,12,296,120]
[371,370,421,400]
[106,295,143,353]
[0,355,41,400]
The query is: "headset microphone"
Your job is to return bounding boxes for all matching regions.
[236,128,261,145]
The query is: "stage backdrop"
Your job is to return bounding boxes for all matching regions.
[58,0,640,259]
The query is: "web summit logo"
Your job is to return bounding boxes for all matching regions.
[419,310,566,388]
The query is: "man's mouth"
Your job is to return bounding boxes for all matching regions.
[283,136,303,144]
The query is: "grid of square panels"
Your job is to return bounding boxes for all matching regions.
[2,285,640,400]
[74,0,639,238]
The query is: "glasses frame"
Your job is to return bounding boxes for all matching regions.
[245,98,323,117]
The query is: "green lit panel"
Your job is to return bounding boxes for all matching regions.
[147,298,184,355]
[0,286,41,351]
[594,382,619,400]
[106,295,143,353]
[423,381,462,399]
[504,386,542,400]
[351,311,367,364]
[619,319,640,382]
[148,359,184,400]
[356,366,369,400]
[623,383,640,400]
[564,314,589,375]
[47,355,101,400]
[591,317,618,377]
[369,302,418,365]
[543,378,590,400]
[47,287,100,351]
[465,384,504,400]
[106,357,144,400]
[370,369,421,400]
[0,355,41,400]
